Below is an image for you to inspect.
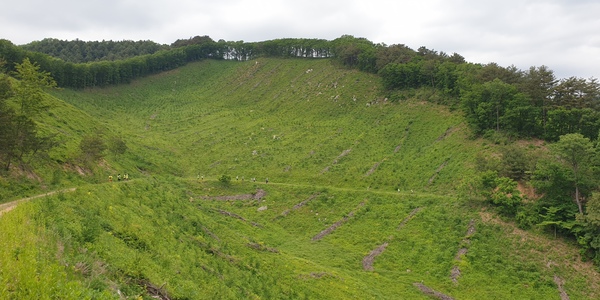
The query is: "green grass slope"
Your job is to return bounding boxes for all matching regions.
[54,58,474,192]
[0,58,597,299]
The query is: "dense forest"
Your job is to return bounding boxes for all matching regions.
[2,34,600,266]
[2,35,599,142]
[20,38,168,63]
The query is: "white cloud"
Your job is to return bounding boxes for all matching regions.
[1,0,599,78]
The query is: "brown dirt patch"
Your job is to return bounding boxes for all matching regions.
[312,201,366,241]
[428,160,449,184]
[517,181,542,201]
[203,189,266,201]
[413,283,455,300]
[554,275,570,300]
[280,193,320,217]
[398,208,422,230]
[362,242,389,271]
[216,209,262,228]
[365,162,381,177]
[451,219,476,284]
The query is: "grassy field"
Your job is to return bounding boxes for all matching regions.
[0,58,598,299]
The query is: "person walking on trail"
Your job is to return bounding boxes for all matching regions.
[266,178,269,184]
[117,174,121,181]
[109,175,113,182]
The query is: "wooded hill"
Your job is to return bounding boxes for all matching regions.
[3,35,600,142]
[0,36,599,299]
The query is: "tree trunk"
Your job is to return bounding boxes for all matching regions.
[575,185,583,214]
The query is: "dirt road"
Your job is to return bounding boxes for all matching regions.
[0,188,77,216]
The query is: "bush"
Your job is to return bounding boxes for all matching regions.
[218,174,231,185]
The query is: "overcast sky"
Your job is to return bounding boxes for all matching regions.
[2,0,599,79]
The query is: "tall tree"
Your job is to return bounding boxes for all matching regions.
[522,65,557,132]
[0,59,57,171]
[12,58,56,116]
[551,133,596,214]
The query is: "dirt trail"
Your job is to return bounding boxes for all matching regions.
[0,188,77,217]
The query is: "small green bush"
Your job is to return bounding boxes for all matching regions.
[218,174,231,185]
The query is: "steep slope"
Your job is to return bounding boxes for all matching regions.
[54,58,475,192]
[0,58,597,299]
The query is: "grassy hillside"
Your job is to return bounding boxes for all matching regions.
[1,58,598,299]
[55,58,473,191]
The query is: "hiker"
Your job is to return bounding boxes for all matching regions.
[124,173,129,181]
[117,174,121,181]
[266,178,269,184]
[109,175,113,182]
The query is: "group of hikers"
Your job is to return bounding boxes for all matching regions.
[108,173,130,182]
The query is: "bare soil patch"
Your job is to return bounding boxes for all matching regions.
[554,275,570,300]
[247,242,279,253]
[398,207,422,230]
[312,201,366,241]
[413,283,455,300]
[320,148,352,174]
[363,207,422,271]
[203,189,266,201]
[436,126,459,142]
[280,193,320,217]
[216,209,262,228]
[365,162,381,177]
[451,219,476,284]
[362,242,388,271]
[428,160,449,184]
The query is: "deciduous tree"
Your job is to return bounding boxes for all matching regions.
[551,133,596,214]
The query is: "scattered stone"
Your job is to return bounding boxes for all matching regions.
[257,206,267,212]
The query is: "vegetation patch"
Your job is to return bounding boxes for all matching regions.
[311,200,366,241]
